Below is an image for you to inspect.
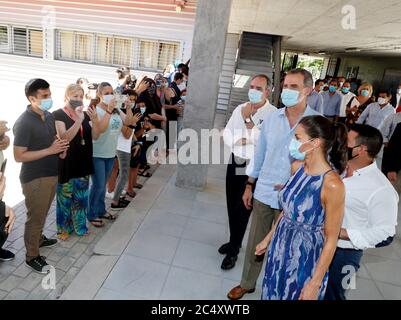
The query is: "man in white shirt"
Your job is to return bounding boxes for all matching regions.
[325,124,399,300]
[338,81,357,123]
[221,74,276,270]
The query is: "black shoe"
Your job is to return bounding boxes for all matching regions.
[39,235,58,248]
[119,197,130,205]
[26,256,51,274]
[221,254,238,270]
[111,199,129,210]
[0,249,15,262]
[218,243,232,255]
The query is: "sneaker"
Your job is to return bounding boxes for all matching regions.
[26,256,52,274]
[39,235,58,248]
[0,249,15,262]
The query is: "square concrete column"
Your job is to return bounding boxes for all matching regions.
[175,0,232,190]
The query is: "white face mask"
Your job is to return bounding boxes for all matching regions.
[378,97,388,105]
[103,94,114,105]
[177,82,186,91]
[398,88,401,95]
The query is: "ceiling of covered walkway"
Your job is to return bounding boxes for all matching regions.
[228,0,401,57]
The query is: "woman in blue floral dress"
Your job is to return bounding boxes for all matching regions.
[257,116,347,300]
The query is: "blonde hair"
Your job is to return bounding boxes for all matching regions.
[358,83,373,96]
[64,84,84,103]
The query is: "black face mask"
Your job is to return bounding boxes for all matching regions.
[348,145,361,161]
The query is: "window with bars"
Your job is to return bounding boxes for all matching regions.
[56,30,93,62]
[139,40,180,70]
[0,26,43,56]
[0,26,9,53]
[56,29,180,71]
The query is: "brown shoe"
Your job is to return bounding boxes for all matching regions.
[227,285,255,300]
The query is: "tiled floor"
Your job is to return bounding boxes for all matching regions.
[91,161,401,301]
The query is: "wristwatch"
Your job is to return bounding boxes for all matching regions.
[245,118,252,124]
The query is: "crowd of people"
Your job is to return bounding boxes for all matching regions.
[223,69,400,300]
[0,62,400,301]
[0,63,189,273]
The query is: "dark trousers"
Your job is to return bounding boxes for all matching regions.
[225,154,252,256]
[325,248,364,300]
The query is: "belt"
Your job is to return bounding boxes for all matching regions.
[337,247,362,252]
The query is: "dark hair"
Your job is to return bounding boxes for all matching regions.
[25,78,50,99]
[251,74,272,89]
[177,63,187,70]
[286,68,313,88]
[174,72,185,82]
[314,79,324,86]
[122,89,138,97]
[377,88,392,97]
[329,79,339,86]
[299,115,348,174]
[349,124,383,158]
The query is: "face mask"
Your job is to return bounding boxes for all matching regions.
[398,88,401,95]
[39,98,53,111]
[164,83,169,88]
[69,99,82,109]
[361,89,370,97]
[289,138,313,161]
[339,82,344,88]
[281,89,300,107]
[341,87,350,94]
[348,145,360,161]
[177,82,186,91]
[378,97,387,105]
[248,89,264,104]
[103,94,114,105]
[148,86,156,96]
[329,85,337,93]
[181,95,187,102]
[140,107,146,115]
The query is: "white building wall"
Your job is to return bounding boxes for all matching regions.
[0,0,196,71]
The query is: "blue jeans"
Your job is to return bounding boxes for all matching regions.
[324,248,363,300]
[88,157,115,220]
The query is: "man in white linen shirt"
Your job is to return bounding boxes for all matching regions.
[325,124,399,300]
[221,74,276,271]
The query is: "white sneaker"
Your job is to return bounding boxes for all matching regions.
[105,192,114,199]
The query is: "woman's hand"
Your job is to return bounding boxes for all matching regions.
[255,238,269,256]
[106,98,117,113]
[135,80,150,95]
[74,106,85,122]
[299,281,320,300]
[131,113,142,126]
[87,107,99,124]
[5,206,16,234]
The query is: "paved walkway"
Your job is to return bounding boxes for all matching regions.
[1,111,401,300]
[0,170,156,300]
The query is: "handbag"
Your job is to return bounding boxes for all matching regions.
[0,200,9,248]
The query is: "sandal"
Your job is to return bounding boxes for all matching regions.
[57,232,70,241]
[90,219,105,228]
[134,183,143,189]
[100,213,117,221]
[138,171,152,178]
[125,190,137,198]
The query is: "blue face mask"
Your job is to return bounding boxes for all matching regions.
[361,89,370,97]
[329,85,337,93]
[248,89,264,104]
[39,98,53,111]
[289,138,314,160]
[341,87,350,94]
[140,107,146,115]
[281,89,300,107]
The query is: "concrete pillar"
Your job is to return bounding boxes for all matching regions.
[272,36,282,107]
[175,0,232,190]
